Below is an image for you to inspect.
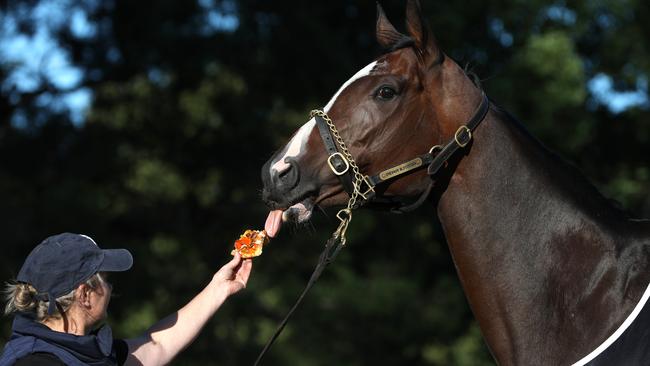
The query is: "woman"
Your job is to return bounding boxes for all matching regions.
[0,232,252,365]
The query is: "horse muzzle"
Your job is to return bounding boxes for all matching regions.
[262,155,318,210]
[262,157,301,204]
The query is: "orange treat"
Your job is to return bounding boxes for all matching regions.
[231,229,270,258]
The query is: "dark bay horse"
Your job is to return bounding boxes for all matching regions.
[260,1,650,364]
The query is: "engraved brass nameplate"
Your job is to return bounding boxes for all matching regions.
[379,158,423,181]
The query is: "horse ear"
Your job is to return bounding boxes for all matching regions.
[376,3,406,49]
[405,0,439,58]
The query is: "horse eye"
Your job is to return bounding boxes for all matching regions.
[376,86,397,100]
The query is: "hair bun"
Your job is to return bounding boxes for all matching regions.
[13,283,38,311]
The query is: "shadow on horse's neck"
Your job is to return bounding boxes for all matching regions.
[430,103,650,365]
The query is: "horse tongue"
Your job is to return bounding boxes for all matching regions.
[265,210,283,238]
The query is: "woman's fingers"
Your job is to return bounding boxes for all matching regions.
[227,252,243,268]
[213,254,252,294]
[237,259,253,285]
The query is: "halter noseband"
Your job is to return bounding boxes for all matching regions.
[311,91,490,212]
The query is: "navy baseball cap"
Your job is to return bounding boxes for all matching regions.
[17,233,133,315]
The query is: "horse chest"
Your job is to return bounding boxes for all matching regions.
[573,283,650,365]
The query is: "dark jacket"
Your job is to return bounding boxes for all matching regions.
[0,315,125,366]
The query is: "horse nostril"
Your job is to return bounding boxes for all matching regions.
[278,168,290,180]
[275,158,300,191]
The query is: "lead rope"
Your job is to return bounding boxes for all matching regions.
[253,110,364,365]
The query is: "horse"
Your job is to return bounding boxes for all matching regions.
[260,1,650,364]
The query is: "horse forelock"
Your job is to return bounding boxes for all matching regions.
[387,36,416,53]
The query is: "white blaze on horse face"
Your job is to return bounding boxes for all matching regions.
[271,119,316,173]
[324,61,378,113]
[270,60,377,175]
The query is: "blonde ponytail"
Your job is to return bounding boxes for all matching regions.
[4,282,38,315]
[4,273,102,322]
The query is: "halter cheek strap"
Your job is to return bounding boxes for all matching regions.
[314,114,356,194]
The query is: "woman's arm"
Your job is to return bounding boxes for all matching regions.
[123,253,252,366]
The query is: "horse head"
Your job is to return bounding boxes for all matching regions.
[261,0,485,237]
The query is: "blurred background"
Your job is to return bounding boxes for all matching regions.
[1,0,649,365]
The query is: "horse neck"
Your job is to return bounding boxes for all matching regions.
[435,107,650,365]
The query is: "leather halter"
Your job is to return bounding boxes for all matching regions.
[313,92,490,212]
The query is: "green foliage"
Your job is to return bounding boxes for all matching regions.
[1,0,649,365]
[520,31,586,108]
[126,158,188,202]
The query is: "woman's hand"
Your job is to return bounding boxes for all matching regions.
[212,253,253,297]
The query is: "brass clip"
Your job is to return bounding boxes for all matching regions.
[336,208,352,222]
[335,208,352,246]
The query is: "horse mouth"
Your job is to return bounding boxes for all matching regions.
[284,198,315,223]
[264,197,315,238]
[263,186,347,238]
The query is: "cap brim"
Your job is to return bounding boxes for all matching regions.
[99,249,133,272]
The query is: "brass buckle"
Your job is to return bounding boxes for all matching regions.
[454,126,472,147]
[327,153,350,176]
[358,175,375,200]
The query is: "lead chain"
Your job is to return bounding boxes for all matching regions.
[310,109,366,245]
